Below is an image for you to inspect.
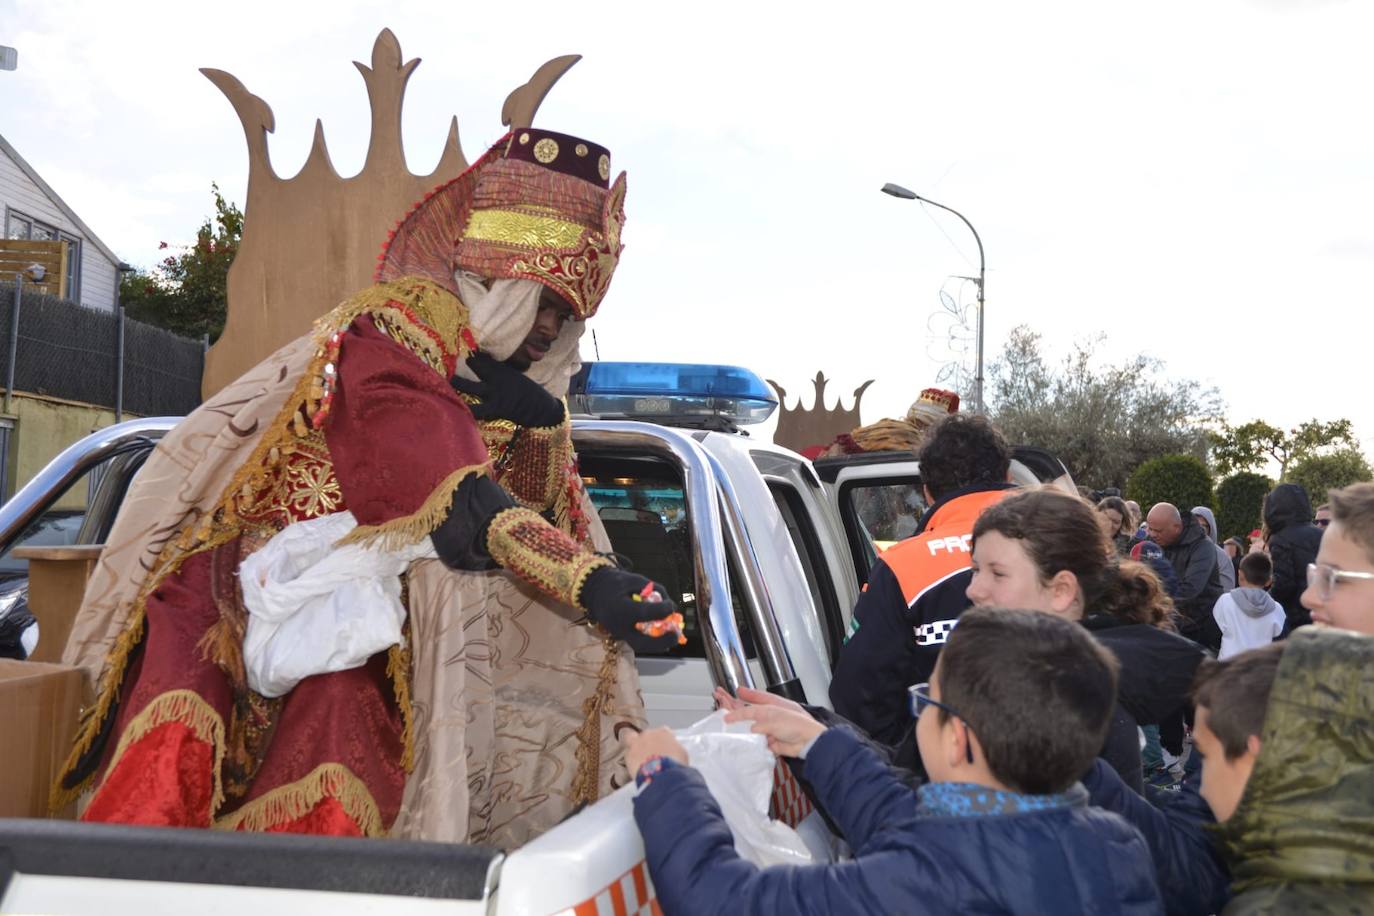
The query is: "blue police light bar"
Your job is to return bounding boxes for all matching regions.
[570,362,778,427]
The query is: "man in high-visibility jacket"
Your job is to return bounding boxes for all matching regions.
[829,414,1015,746]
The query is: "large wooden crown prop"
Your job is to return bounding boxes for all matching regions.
[201,30,579,397]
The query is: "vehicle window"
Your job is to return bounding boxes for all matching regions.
[838,477,927,585]
[581,452,756,660]
[0,457,106,585]
[0,509,86,583]
[767,481,843,665]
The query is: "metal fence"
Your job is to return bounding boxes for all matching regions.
[0,281,203,417]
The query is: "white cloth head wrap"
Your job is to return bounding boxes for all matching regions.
[454,271,586,398]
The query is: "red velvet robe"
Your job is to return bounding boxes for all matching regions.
[80,312,489,835]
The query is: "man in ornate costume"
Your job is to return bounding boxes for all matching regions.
[55,127,678,847]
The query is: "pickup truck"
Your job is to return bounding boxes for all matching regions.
[0,361,1072,914]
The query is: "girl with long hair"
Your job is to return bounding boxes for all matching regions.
[968,487,1206,792]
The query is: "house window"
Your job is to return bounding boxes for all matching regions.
[4,210,82,300]
[4,212,30,239]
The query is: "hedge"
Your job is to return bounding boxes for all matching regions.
[1126,454,1215,517]
[1216,472,1272,542]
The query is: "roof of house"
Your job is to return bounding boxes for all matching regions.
[0,131,123,266]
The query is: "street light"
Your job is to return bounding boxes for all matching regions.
[881,182,986,414]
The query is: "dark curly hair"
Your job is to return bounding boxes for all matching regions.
[973,488,1176,629]
[917,414,1012,500]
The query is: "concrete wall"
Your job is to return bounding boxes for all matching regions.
[3,392,125,510]
[0,145,117,313]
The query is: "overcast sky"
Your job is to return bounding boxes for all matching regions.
[3,0,1371,459]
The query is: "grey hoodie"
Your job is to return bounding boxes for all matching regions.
[1231,586,1281,619]
[1191,506,1237,592]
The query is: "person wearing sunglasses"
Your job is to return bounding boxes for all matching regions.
[1301,483,1374,634]
[624,609,1163,915]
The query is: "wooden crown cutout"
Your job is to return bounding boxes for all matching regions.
[200,29,579,397]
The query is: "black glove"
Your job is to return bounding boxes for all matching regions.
[450,352,565,427]
[578,566,681,654]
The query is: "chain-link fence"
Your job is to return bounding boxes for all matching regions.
[0,282,203,417]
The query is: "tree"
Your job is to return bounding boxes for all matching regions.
[1126,454,1215,515]
[1215,472,1272,542]
[1287,448,1374,506]
[1209,418,1359,481]
[985,326,1222,490]
[120,183,242,341]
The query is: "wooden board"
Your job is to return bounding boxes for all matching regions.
[11,545,102,664]
[0,239,69,298]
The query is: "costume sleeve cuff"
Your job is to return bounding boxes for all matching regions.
[484,506,612,607]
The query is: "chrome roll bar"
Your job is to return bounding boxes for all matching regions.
[701,448,799,695]
[0,417,179,551]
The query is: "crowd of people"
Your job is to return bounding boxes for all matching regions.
[625,412,1374,914]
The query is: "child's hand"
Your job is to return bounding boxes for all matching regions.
[712,685,806,716]
[725,705,827,758]
[626,726,688,772]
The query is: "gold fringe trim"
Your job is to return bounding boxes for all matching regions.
[335,462,490,551]
[213,763,384,837]
[386,642,415,772]
[570,636,622,807]
[78,689,227,821]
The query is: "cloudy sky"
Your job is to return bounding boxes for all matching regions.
[3,0,1371,457]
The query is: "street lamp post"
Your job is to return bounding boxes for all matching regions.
[881,183,986,414]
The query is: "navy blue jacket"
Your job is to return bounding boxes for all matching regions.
[634,726,1164,915]
[1082,758,1231,916]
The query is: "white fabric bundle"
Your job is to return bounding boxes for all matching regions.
[239,511,436,698]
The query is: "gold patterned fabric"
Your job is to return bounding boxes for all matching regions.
[484,507,610,611]
[480,415,574,514]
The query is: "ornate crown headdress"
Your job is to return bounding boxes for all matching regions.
[378,126,626,321]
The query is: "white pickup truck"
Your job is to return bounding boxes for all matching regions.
[0,361,1071,914]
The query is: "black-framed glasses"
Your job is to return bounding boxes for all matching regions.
[1307,562,1374,601]
[1314,518,1331,528]
[908,683,975,763]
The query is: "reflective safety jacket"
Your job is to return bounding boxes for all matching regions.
[829,484,1013,746]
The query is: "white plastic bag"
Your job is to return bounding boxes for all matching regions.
[668,710,813,867]
[239,510,436,697]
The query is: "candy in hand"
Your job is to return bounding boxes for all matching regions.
[631,582,686,645]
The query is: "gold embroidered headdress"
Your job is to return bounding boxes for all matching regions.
[377,127,626,321]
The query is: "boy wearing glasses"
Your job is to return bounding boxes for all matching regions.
[624,610,1163,914]
[1302,483,1374,634]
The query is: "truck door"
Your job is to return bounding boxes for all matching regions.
[814,447,1077,618]
[573,421,776,728]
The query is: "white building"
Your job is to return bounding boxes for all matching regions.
[0,131,120,312]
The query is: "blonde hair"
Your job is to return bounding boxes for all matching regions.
[1330,482,1374,565]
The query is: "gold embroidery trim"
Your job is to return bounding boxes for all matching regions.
[464,208,586,250]
[335,462,490,551]
[484,507,611,608]
[213,762,384,837]
[82,689,227,821]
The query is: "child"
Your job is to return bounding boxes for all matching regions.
[1300,481,1374,634]
[1192,632,1374,909]
[1211,552,1285,659]
[625,609,1164,915]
